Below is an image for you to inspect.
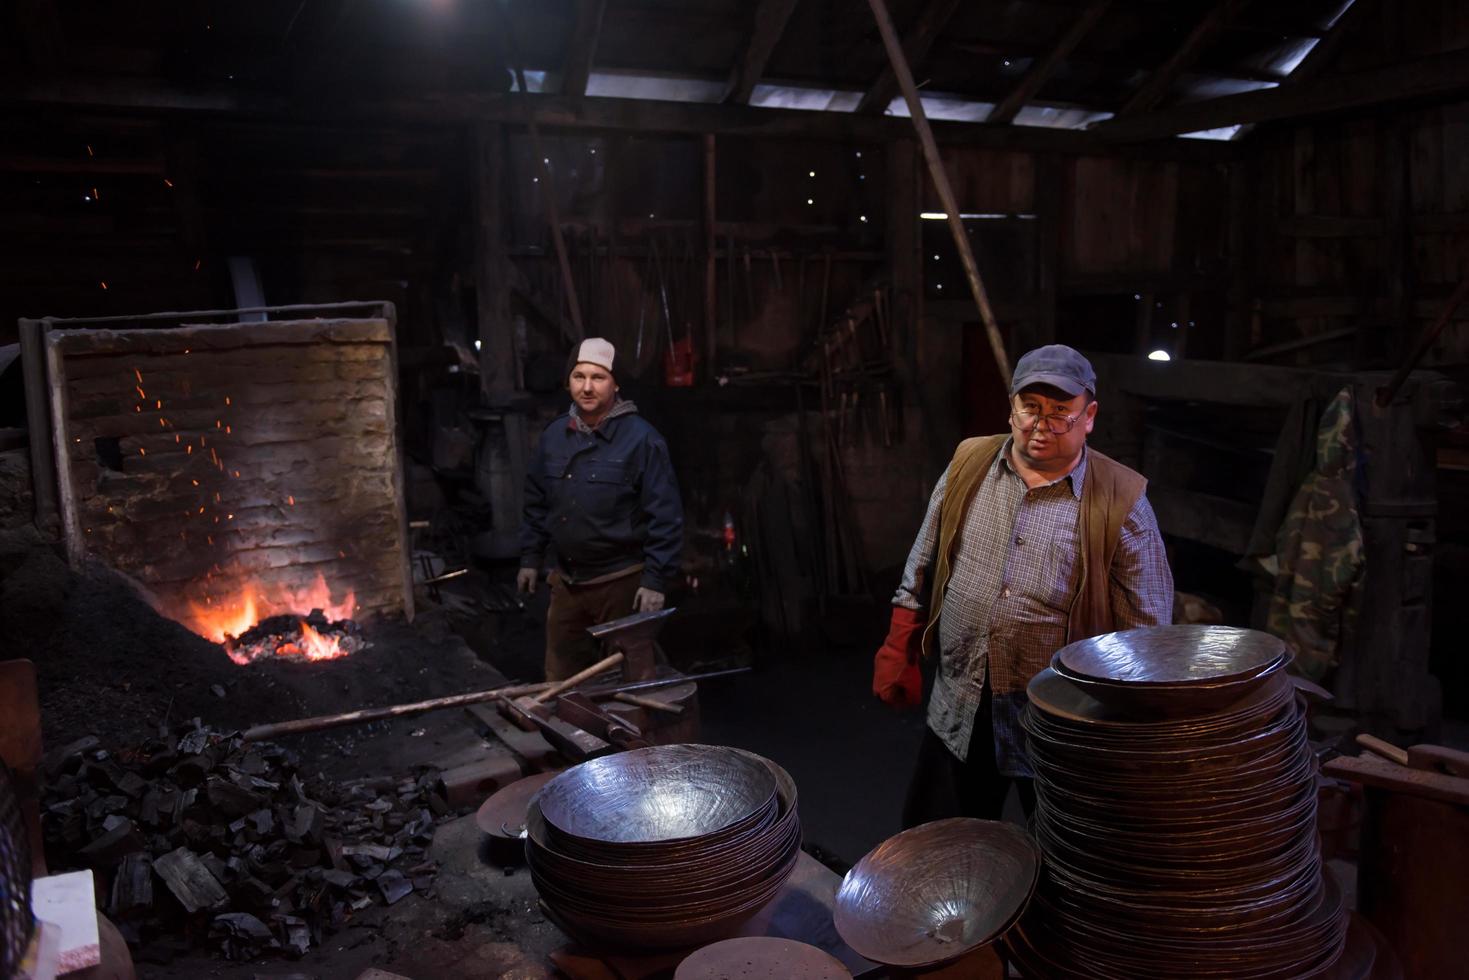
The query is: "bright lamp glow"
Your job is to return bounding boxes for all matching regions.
[1147,350,1171,362]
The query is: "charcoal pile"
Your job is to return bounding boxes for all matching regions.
[41,720,451,964]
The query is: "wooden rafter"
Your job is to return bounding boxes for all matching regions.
[1284,0,1377,87]
[1096,47,1469,142]
[561,0,607,98]
[1117,0,1245,117]
[987,0,1112,125]
[725,0,800,105]
[0,75,1233,160]
[856,0,963,115]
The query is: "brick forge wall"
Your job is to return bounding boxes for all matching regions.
[48,317,411,640]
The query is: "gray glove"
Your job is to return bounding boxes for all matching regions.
[632,587,665,612]
[516,567,539,595]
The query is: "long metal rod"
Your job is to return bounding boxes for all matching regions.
[865,0,1012,385]
[241,666,749,742]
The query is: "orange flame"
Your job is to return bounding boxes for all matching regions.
[295,620,350,661]
[181,571,357,663]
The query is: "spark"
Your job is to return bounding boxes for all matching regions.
[134,368,143,383]
[86,145,94,157]
[164,178,174,188]
[100,281,108,290]
[139,448,146,456]
[287,495,295,506]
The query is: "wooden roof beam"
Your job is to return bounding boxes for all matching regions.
[725,0,800,105]
[1284,0,1377,86]
[561,0,607,98]
[0,74,1240,160]
[1096,47,1469,141]
[1117,0,1245,116]
[987,0,1112,125]
[856,0,962,115]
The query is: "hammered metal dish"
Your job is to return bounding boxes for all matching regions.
[527,745,801,951]
[1015,625,1347,979]
[1055,624,1287,686]
[833,818,1040,969]
[537,744,777,848]
[476,770,559,837]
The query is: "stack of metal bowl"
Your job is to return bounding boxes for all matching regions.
[526,743,801,950]
[1010,625,1348,979]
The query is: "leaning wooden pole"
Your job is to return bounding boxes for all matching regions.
[865,0,1012,385]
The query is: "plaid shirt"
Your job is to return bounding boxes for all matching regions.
[894,439,1173,775]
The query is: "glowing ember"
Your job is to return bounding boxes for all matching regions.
[176,572,361,664]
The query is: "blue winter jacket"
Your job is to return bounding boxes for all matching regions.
[520,401,684,592]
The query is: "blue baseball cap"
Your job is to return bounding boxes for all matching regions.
[1009,344,1096,398]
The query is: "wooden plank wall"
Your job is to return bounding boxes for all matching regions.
[51,318,409,639]
[1245,0,1469,367]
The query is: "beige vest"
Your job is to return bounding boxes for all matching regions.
[922,435,1147,658]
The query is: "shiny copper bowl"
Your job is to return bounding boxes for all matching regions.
[529,747,803,951]
[834,819,1039,969]
[1055,625,1288,686]
[536,743,777,849]
[1026,666,1294,732]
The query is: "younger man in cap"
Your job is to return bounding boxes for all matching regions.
[872,344,1173,824]
[517,338,684,680]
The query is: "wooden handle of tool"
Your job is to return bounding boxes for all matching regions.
[533,652,625,704]
[613,692,684,715]
[1356,733,1410,767]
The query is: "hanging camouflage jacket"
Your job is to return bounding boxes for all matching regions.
[1266,386,1364,681]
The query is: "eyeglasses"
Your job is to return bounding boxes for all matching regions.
[1010,409,1084,434]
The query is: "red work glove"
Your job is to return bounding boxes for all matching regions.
[873,606,925,708]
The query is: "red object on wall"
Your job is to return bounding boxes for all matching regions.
[663,337,696,387]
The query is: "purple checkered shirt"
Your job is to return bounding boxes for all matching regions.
[894,439,1173,776]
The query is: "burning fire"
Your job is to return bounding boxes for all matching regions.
[179,572,358,664]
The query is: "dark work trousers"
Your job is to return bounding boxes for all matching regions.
[901,683,1036,829]
[543,570,643,681]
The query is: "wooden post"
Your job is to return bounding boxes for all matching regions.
[1380,117,1412,365]
[703,133,718,380]
[472,123,515,402]
[1224,159,1255,360]
[1033,153,1063,351]
[17,319,57,526]
[865,0,1011,385]
[42,334,82,563]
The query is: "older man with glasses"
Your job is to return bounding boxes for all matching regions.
[873,344,1174,827]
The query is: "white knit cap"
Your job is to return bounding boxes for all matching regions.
[573,337,616,374]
